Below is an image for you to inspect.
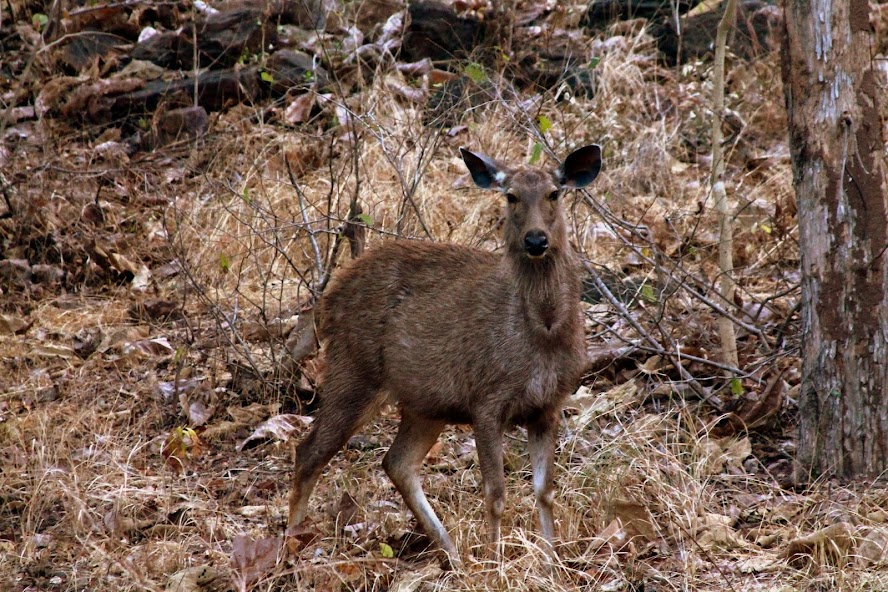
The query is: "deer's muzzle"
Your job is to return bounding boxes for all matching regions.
[523,231,549,258]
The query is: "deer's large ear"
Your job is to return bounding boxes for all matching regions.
[460,147,510,190]
[557,144,602,188]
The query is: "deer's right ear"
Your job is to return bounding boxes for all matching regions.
[460,148,509,190]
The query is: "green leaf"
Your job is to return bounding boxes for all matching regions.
[759,223,772,234]
[640,283,656,303]
[730,378,743,397]
[537,115,552,134]
[260,71,274,83]
[379,542,394,558]
[588,57,601,69]
[32,13,48,29]
[464,62,487,84]
[356,213,374,226]
[529,142,543,165]
[219,252,231,273]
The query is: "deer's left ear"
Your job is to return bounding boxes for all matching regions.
[557,145,602,188]
[461,147,512,190]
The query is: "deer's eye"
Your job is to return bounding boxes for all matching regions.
[548,190,559,201]
[506,193,519,204]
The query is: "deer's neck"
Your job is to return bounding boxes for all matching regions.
[506,251,580,337]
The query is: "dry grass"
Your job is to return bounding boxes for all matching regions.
[3,16,888,592]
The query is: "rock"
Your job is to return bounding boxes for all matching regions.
[152,106,209,146]
[31,264,66,285]
[401,1,488,63]
[265,50,331,95]
[197,7,278,67]
[353,0,402,36]
[582,0,703,30]
[57,32,128,72]
[131,7,279,69]
[0,259,32,287]
[654,0,782,65]
[274,0,340,30]
[131,298,182,321]
[111,67,261,115]
[131,30,194,70]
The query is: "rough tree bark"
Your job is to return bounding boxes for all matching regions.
[782,0,888,481]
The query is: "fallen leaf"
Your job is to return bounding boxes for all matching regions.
[569,381,637,428]
[858,526,888,566]
[283,91,316,124]
[179,383,219,427]
[237,414,313,451]
[228,402,279,424]
[696,512,745,550]
[164,565,222,592]
[330,491,361,532]
[285,519,320,552]
[31,344,78,359]
[608,499,656,542]
[0,314,31,335]
[389,563,442,592]
[109,252,140,275]
[737,554,778,573]
[781,522,856,568]
[131,265,152,291]
[586,518,628,554]
[230,535,282,591]
[395,58,432,76]
[122,336,174,357]
[384,74,426,102]
[722,436,752,470]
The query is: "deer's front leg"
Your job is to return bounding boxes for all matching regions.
[474,420,506,556]
[527,411,559,550]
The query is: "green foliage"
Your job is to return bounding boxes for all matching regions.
[529,142,544,165]
[356,213,374,226]
[640,283,657,303]
[537,115,552,134]
[588,57,601,69]
[32,13,48,29]
[260,71,274,83]
[219,252,231,273]
[379,542,394,558]
[730,377,744,397]
[464,62,487,84]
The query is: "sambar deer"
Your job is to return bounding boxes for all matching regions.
[287,144,602,566]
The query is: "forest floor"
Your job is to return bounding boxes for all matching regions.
[2,1,888,590]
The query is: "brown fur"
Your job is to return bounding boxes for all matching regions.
[287,145,602,565]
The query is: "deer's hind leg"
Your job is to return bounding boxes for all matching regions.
[288,370,382,532]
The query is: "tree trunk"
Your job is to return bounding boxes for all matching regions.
[782,0,888,481]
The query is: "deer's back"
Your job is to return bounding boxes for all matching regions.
[318,241,585,424]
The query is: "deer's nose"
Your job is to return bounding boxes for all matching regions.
[523,231,549,257]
